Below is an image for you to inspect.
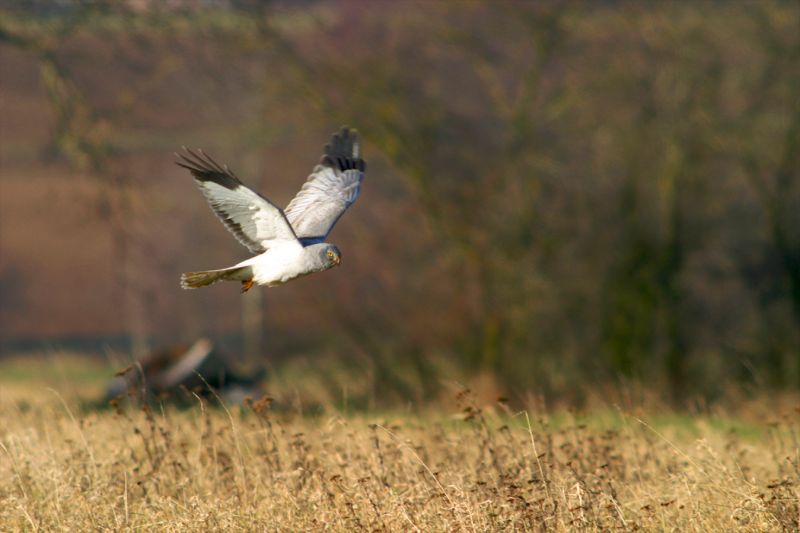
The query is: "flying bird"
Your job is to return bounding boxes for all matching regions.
[176,127,365,293]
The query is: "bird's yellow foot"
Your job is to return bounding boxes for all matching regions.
[241,279,254,293]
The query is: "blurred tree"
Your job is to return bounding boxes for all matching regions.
[278,2,578,393]
[0,8,153,358]
[735,4,800,383]
[1,0,799,404]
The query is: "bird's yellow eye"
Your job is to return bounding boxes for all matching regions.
[327,250,334,258]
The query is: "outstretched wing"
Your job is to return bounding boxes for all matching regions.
[284,127,366,242]
[176,148,298,254]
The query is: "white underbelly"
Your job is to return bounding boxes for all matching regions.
[252,262,306,286]
[237,244,308,287]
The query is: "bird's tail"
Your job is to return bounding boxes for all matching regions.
[180,267,248,289]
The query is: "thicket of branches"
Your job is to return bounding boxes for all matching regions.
[1,1,798,404]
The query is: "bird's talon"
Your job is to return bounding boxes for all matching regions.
[241,279,254,293]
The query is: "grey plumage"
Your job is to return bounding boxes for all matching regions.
[176,148,297,254]
[285,127,366,241]
[177,127,362,292]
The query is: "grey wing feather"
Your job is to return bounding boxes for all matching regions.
[284,127,366,240]
[176,148,298,254]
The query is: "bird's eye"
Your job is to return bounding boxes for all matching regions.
[327,250,334,258]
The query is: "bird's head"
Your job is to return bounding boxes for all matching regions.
[322,244,342,268]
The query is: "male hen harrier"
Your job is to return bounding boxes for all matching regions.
[176,127,365,293]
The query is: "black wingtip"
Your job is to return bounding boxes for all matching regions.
[174,147,243,189]
[322,126,365,172]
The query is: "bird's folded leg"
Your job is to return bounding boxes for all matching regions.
[241,279,254,293]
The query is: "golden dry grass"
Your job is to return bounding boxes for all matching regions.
[1,374,798,533]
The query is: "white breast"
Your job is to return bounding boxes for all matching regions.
[236,241,308,287]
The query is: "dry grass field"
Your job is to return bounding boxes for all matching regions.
[0,356,798,532]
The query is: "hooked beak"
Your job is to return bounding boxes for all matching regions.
[334,254,342,266]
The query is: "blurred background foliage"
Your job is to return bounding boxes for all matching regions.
[0,0,799,407]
